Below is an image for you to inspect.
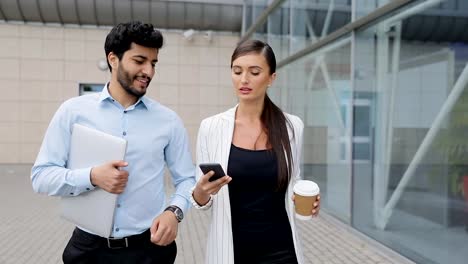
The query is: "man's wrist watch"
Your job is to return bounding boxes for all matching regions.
[164,205,183,222]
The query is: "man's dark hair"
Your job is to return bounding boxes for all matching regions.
[104,21,163,72]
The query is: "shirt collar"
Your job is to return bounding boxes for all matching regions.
[99,83,149,110]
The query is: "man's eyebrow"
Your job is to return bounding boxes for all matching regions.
[132,55,147,60]
[133,55,158,63]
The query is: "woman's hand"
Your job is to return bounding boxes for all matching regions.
[311,195,320,217]
[193,171,232,206]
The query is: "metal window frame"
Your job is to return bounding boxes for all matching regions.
[240,0,418,69]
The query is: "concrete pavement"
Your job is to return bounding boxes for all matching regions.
[0,165,414,264]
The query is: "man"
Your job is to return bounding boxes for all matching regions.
[31,21,195,263]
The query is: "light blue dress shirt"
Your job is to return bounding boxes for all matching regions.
[31,84,196,237]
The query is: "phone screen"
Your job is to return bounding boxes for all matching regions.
[199,163,226,182]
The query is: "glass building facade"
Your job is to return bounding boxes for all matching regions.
[242,1,468,263]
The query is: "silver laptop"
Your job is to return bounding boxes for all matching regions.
[60,124,127,238]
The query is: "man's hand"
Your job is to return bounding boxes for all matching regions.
[90,160,129,194]
[150,211,179,246]
[192,171,232,205]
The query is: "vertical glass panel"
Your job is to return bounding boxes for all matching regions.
[245,0,353,61]
[352,1,468,263]
[354,0,390,19]
[273,36,353,222]
[289,0,351,56]
[266,1,290,61]
[354,104,371,137]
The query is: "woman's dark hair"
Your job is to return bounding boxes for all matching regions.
[104,21,163,72]
[231,40,294,191]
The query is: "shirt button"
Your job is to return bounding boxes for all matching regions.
[117,204,121,208]
[115,228,119,232]
[124,110,127,114]
[86,188,90,191]
[123,132,127,136]
[70,193,74,195]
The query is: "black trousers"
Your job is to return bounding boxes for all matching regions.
[63,228,177,264]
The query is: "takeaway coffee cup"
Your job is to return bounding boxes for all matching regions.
[293,180,320,220]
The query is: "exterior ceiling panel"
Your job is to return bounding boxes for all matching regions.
[95,0,114,26]
[219,4,241,31]
[202,4,220,30]
[57,0,79,24]
[150,1,168,29]
[18,0,42,22]
[38,0,61,23]
[114,0,132,24]
[435,16,457,42]
[132,0,150,25]
[76,0,97,25]
[185,3,202,29]
[167,2,185,29]
[1,0,24,21]
[0,0,466,43]
[0,0,242,31]
[450,17,468,42]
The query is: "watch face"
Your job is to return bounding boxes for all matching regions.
[175,209,183,220]
[166,206,183,222]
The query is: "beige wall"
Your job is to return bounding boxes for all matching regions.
[0,23,239,164]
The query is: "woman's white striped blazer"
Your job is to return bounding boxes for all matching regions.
[194,105,305,264]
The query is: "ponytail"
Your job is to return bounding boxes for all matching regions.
[261,95,293,191]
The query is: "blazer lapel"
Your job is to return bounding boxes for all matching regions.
[220,106,236,170]
[217,106,236,224]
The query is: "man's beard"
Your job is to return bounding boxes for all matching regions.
[116,63,151,98]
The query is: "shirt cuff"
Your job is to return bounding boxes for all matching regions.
[71,167,96,193]
[169,195,190,214]
[189,185,213,210]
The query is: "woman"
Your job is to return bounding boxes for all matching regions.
[191,40,320,264]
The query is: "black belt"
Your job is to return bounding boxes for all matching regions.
[74,228,151,249]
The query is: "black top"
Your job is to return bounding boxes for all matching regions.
[227,144,297,264]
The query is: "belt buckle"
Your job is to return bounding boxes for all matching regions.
[107,237,128,249]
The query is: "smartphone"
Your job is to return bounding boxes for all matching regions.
[199,163,226,182]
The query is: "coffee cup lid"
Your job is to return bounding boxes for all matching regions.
[293,180,319,196]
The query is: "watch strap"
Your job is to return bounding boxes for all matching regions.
[164,205,183,222]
